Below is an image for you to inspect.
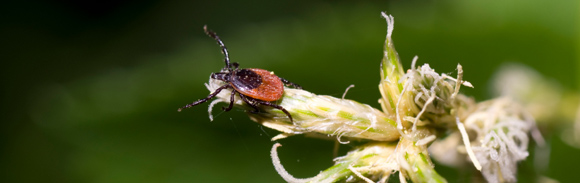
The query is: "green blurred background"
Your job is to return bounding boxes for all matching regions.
[2,0,578,182]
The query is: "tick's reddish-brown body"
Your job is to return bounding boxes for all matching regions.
[178,26,301,122]
[232,68,284,101]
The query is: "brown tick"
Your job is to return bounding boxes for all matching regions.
[178,26,302,122]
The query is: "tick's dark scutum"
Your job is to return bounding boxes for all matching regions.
[232,69,263,90]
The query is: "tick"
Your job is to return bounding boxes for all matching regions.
[178,25,302,122]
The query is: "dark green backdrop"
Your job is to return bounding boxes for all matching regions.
[2,0,578,182]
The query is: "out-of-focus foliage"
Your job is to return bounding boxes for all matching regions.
[1,0,578,183]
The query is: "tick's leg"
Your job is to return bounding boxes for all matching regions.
[255,100,294,123]
[204,25,232,72]
[222,89,236,112]
[279,77,302,89]
[239,93,260,113]
[178,85,231,112]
